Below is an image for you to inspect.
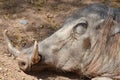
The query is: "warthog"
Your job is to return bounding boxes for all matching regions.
[3,3,120,80]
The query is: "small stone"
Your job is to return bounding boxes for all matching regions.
[22,77,25,80]
[39,25,43,28]
[92,77,112,80]
[4,53,12,57]
[19,20,28,25]
[4,73,7,76]
[4,68,8,72]
[46,13,54,18]
[17,69,21,72]
[0,67,2,71]
[0,19,2,24]
[7,53,12,57]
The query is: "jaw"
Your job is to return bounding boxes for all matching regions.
[29,62,55,72]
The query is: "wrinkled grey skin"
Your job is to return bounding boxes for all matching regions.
[4,4,120,80]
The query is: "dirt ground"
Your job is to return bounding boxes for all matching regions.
[0,0,120,80]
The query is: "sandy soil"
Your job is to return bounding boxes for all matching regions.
[0,0,120,80]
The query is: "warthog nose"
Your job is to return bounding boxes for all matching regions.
[18,60,30,72]
[19,61,26,67]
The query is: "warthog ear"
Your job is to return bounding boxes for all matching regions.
[111,21,120,36]
[3,30,20,57]
[31,41,40,64]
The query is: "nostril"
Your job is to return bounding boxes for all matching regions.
[18,61,26,67]
[21,62,26,66]
[17,59,31,71]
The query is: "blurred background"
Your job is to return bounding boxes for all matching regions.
[0,0,120,80]
[0,0,120,14]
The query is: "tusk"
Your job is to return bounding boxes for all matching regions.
[31,41,40,64]
[3,30,20,57]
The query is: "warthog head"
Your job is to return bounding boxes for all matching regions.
[4,3,120,78]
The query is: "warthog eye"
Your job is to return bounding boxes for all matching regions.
[73,22,88,34]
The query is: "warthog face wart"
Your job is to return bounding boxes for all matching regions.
[4,3,120,79]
